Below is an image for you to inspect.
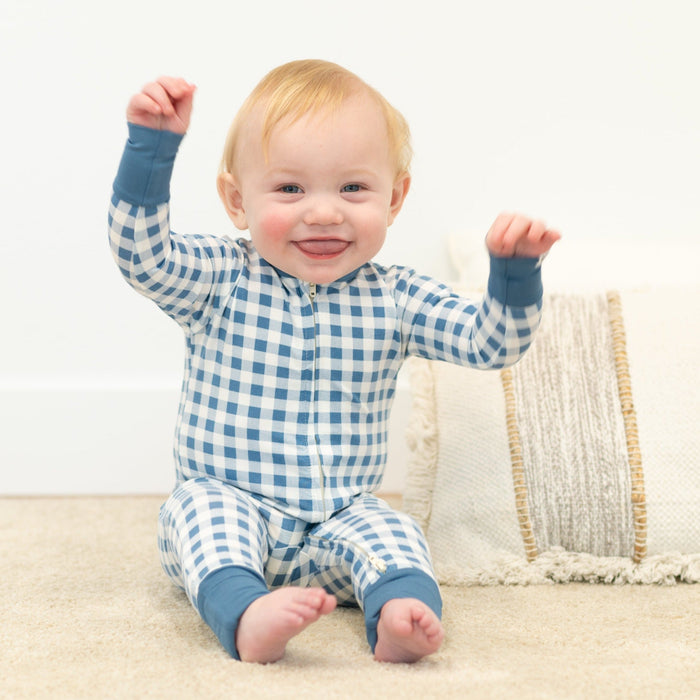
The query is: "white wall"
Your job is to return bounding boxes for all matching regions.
[1,0,698,494]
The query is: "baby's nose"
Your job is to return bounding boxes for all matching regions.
[303,195,343,226]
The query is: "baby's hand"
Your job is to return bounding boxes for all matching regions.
[126,76,196,135]
[485,213,561,258]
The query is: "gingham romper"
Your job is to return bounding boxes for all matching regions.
[109,124,544,655]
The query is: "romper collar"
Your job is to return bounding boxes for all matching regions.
[269,262,364,296]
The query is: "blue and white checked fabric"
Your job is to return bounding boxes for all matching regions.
[158,477,434,607]
[109,192,542,523]
[109,125,543,611]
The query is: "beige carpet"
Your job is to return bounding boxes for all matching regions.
[2,496,698,699]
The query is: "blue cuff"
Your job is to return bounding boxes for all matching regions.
[362,569,442,652]
[112,123,184,207]
[487,255,543,307]
[197,566,269,660]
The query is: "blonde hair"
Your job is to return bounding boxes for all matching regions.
[220,59,412,178]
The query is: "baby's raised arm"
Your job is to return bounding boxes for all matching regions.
[110,76,238,331]
[126,76,196,135]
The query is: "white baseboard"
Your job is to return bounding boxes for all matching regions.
[1,381,411,496]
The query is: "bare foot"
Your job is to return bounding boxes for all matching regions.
[374,598,444,663]
[235,587,337,663]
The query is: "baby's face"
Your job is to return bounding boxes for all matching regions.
[230,94,409,284]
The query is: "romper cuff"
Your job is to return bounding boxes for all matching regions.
[362,569,442,652]
[197,566,269,660]
[113,123,184,207]
[487,255,543,307]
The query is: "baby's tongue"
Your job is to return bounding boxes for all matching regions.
[297,240,348,255]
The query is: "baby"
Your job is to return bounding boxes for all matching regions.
[109,60,559,663]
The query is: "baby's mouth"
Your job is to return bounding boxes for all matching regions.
[295,239,350,257]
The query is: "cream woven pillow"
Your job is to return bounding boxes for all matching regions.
[403,288,700,584]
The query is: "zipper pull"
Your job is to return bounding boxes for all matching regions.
[369,554,387,573]
[309,282,317,301]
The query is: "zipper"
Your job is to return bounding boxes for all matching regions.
[356,544,388,573]
[307,534,388,573]
[308,282,326,518]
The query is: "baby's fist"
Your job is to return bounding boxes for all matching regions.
[486,213,561,258]
[126,76,196,134]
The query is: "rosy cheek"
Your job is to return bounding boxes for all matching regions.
[257,210,294,241]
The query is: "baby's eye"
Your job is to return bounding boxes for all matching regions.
[279,184,302,194]
[342,184,362,193]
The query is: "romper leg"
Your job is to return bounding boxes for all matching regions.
[158,477,270,605]
[305,494,442,651]
[157,477,271,657]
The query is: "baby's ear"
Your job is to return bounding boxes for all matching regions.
[387,173,411,226]
[217,173,248,230]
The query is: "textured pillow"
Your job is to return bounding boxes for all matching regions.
[403,288,700,584]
